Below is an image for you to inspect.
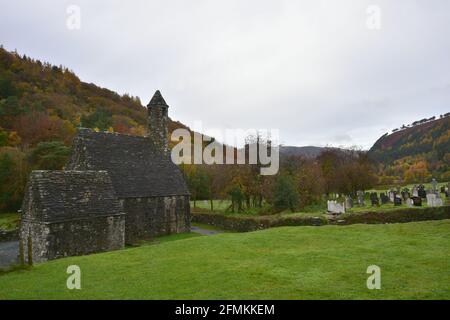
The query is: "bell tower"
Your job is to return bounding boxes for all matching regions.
[147,90,169,156]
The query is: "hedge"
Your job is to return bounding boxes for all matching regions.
[191,206,450,232]
[191,213,326,232]
[339,206,450,225]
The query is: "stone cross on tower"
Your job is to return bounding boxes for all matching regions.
[147,90,169,156]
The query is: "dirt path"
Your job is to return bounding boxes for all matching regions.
[191,226,222,236]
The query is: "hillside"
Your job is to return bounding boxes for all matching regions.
[279,146,350,159]
[369,116,450,183]
[0,46,188,144]
[279,146,326,158]
[0,47,188,211]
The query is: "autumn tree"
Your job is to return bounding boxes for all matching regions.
[273,174,299,212]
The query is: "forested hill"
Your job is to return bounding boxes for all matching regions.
[0,46,188,146]
[368,115,450,183]
[0,46,188,211]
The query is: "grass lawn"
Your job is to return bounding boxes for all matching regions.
[0,220,449,299]
[0,213,20,231]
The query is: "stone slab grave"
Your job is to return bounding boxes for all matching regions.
[426,194,443,207]
[327,200,345,214]
[394,196,402,206]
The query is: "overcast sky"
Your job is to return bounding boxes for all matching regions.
[1,0,449,149]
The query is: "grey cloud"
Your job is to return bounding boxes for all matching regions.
[1,0,449,150]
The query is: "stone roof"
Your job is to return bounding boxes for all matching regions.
[147,90,168,107]
[66,129,189,198]
[22,170,123,222]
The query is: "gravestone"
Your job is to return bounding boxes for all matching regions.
[401,188,410,201]
[394,196,402,206]
[431,178,438,194]
[402,191,410,201]
[357,190,365,206]
[370,192,379,206]
[418,185,426,198]
[405,198,414,207]
[411,196,422,206]
[388,190,396,203]
[426,193,443,207]
[344,196,353,209]
[327,200,345,214]
[380,193,389,204]
[412,186,419,197]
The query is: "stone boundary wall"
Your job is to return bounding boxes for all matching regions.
[0,229,19,242]
[192,206,450,232]
[339,206,450,225]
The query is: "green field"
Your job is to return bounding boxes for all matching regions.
[1,220,449,299]
[0,213,19,231]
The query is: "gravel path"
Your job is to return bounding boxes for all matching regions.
[191,226,222,236]
[0,241,19,269]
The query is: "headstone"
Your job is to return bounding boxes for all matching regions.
[344,196,353,209]
[394,196,402,206]
[380,193,389,204]
[401,188,410,201]
[418,185,426,198]
[327,200,345,214]
[431,178,438,194]
[427,193,443,207]
[405,198,414,207]
[357,190,365,206]
[411,196,422,206]
[370,192,379,206]
[388,190,396,202]
[412,186,419,197]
